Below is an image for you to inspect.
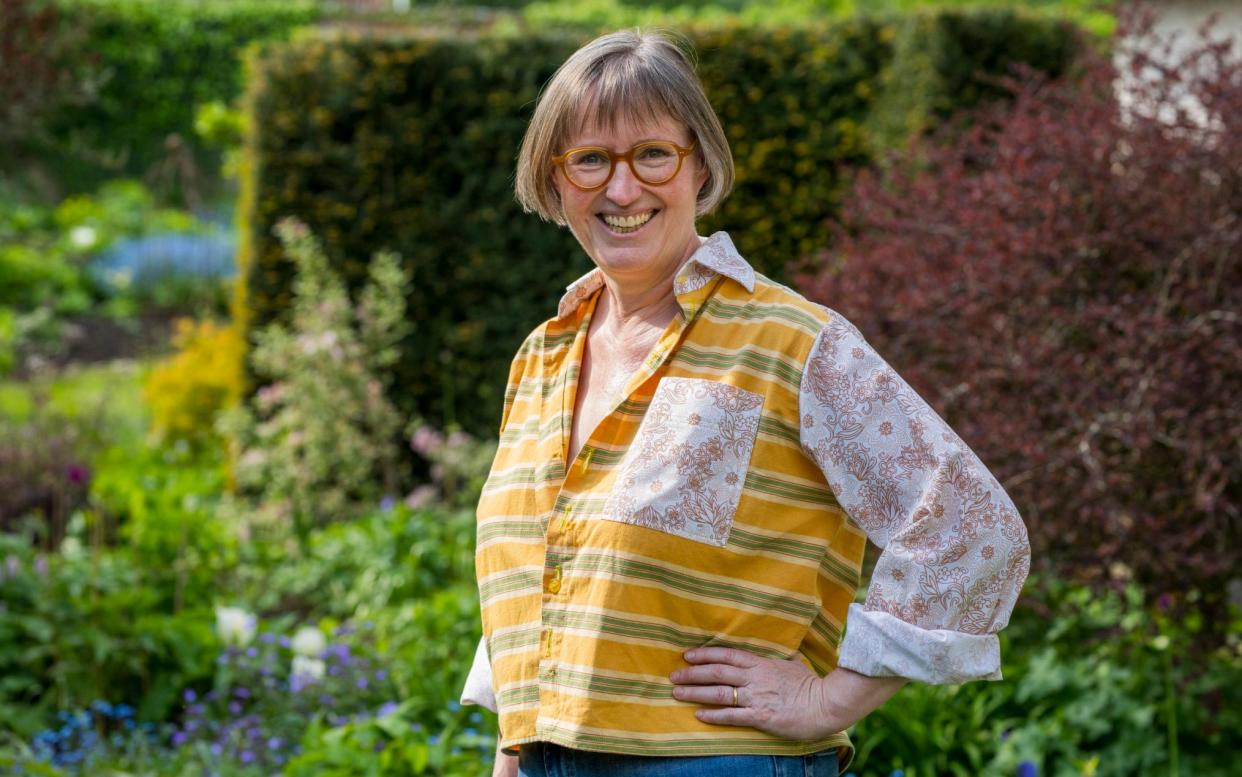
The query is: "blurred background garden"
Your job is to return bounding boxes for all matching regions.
[0,0,1238,774]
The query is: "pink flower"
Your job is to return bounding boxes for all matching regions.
[410,425,445,456]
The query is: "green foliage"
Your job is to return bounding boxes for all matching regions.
[865,8,1080,148]
[219,219,412,544]
[8,0,319,198]
[848,578,1242,777]
[0,534,218,737]
[242,505,476,621]
[237,13,1076,437]
[90,441,236,611]
[0,180,219,373]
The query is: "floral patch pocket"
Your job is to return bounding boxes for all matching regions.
[602,377,764,547]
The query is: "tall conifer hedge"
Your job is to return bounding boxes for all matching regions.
[237,12,1079,437]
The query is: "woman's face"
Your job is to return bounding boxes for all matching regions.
[553,113,708,282]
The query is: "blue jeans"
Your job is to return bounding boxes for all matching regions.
[517,741,839,777]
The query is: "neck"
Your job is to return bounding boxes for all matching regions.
[594,232,703,329]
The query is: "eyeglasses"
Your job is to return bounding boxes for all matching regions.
[551,140,697,191]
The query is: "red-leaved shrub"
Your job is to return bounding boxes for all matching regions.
[797,8,1241,631]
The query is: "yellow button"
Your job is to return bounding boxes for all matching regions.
[548,564,563,594]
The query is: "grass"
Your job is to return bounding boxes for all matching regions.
[0,359,153,447]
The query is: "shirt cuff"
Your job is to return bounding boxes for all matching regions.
[459,636,497,712]
[837,603,1003,685]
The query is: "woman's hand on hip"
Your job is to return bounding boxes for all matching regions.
[668,647,908,741]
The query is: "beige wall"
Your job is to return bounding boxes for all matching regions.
[1115,1,1242,126]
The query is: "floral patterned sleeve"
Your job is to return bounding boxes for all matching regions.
[799,313,1031,684]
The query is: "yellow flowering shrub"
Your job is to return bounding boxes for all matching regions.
[143,318,246,448]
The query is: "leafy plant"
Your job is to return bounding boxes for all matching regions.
[141,318,245,449]
[219,218,412,544]
[797,7,1242,629]
[0,534,218,737]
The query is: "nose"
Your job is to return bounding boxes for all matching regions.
[605,158,643,207]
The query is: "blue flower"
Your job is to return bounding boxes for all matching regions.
[1017,761,1038,777]
[891,771,905,777]
[380,496,396,512]
[448,701,460,712]
[183,689,198,703]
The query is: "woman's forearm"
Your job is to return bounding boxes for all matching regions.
[492,742,517,777]
[816,666,909,733]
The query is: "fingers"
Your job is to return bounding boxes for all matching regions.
[672,683,744,707]
[682,647,760,667]
[693,706,755,727]
[669,663,749,688]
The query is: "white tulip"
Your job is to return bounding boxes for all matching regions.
[291,655,326,681]
[215,605,257,647]
[291,626,327,658]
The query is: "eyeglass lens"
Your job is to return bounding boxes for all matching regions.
[564,142,680,188]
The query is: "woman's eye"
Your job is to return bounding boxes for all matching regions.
[574,152,607,166]
[639,147,672,159]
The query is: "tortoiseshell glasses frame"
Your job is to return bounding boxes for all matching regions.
[551,140,698,191]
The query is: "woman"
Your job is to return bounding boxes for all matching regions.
[460,29,1030,777]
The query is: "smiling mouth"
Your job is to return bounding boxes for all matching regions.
[598,209,658,234]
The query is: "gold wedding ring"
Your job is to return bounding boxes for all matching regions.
[732,687,739,707]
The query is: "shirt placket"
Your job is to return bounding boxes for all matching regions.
[535,277,715,728]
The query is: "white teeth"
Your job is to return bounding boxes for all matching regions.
[602,211,655,230]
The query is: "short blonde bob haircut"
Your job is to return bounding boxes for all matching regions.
[515,29,734,225]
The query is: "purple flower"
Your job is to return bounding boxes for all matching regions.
[228,701,242,716]
[172,731,188,747]
[183,689,197,703]
[240,750,255,764]
[375,669,387,681]
[210,742,223,756]
[246,647,259,658]
[1157,593,1172,611]
[380,495,396,512]
[4,555,19,578]
[1017,762,1038,777]
[34,556,47,576]
[267,737,283,750]
[377,702,399,717]
[279,636,291,648]
[234,687,251,699]
[356,676,368,690]
[66,464,90,485]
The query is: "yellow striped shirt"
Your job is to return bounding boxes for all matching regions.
[468,232,1030,763]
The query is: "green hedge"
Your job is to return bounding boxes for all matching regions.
[237,12,1078,437]
[6,0,319,198]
